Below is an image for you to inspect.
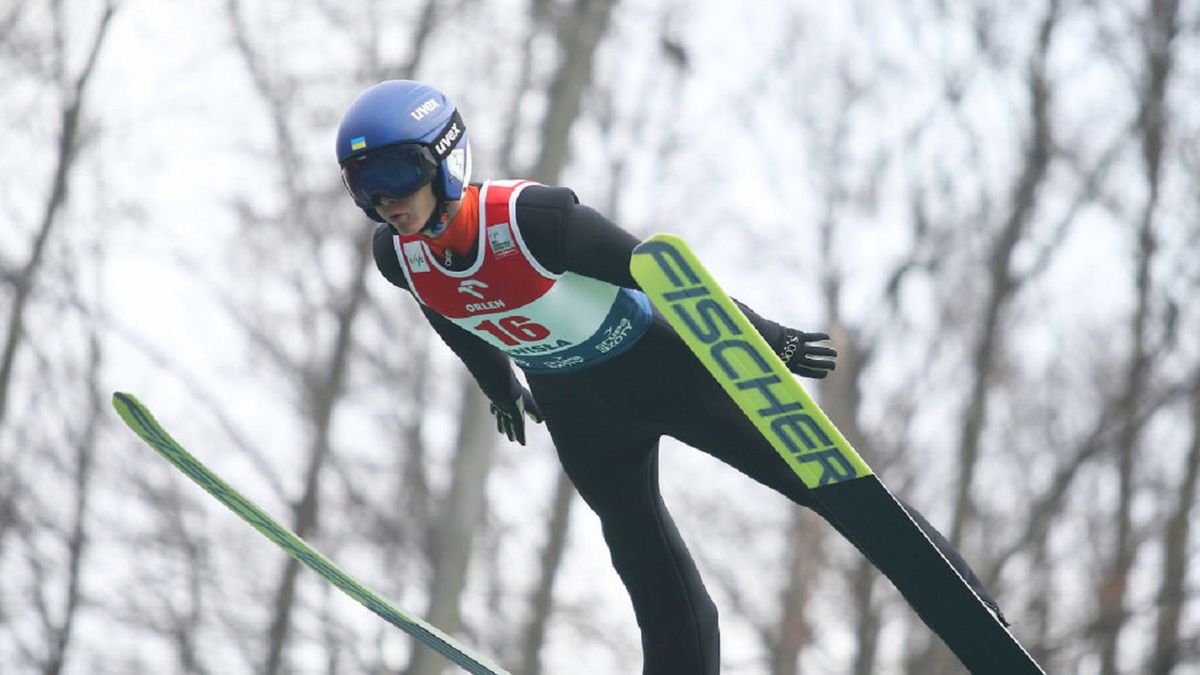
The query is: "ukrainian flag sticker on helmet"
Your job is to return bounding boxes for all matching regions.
[351,136,367,151]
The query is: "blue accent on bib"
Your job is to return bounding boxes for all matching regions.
[511,289,652,374]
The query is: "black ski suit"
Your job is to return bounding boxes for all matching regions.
[373,184,998,675]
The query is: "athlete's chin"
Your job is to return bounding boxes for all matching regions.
[390,219,423,235]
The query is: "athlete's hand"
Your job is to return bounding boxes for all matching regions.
[778,328,837,379]
[489,388,543,445]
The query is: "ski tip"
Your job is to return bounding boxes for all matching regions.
[111,392,143,418]
[111,392,139,430]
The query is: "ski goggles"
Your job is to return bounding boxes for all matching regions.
[340,143,440,208]
[340,109,466,209]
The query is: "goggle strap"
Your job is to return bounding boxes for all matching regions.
[429,109,465,161]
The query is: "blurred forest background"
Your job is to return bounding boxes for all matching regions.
[3,0,1200,673]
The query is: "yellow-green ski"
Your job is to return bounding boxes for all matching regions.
[631,234,1044,675]
[630,236,871,488]
[112,392,510,675]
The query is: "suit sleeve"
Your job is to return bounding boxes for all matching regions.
[514,186,788,352]
[372,224,523,406]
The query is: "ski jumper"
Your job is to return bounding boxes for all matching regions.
[374,180,997,675]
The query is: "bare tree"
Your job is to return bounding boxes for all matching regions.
[818,228,883,675]
[528,0,620,185]
[1095,2,1180,672]
[0,3,118,673]
[516,473,574,675]
[220,1,408,671]
[0,0,117,428]
[470,2,624,673]
[1150,375,1200,673]
[34,326,104,675]
[765,510,826,675]
[118,471,215,674]
[404,376,495,675]
[809,56,887,675]
[947,0,1060,550]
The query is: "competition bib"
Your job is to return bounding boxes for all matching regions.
[395,180,651,373]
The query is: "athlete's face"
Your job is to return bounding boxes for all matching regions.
[377,183,437,236]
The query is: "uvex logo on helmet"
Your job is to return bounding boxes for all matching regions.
[410,98,440,120]
[435,121,462,156]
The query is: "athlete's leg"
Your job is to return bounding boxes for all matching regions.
[589,326,1003,615]
[528,374,721,675]
[669,361,1003,612]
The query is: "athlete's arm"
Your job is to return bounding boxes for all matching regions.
[513,186,792,352]
[372,224,524,406]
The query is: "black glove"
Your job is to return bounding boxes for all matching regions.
[489,388,543,445]
[778,329,837,379]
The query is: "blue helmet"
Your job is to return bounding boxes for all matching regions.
[336,80,472,229]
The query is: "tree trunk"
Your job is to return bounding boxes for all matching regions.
[808,64,880,674]
[0,2,116,428]
[816,320,878,675]
[1150,379,1200,674]
[1096,2,1177,672]
[771,509,824,675]
[404,381,496,675]
[530,0,619,185]
[848,556,881,675]
[516,473,574,675]
[512,1,621,671]
[264,234,373,674]
[41,329,103,675]
[948,0,1057,549]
